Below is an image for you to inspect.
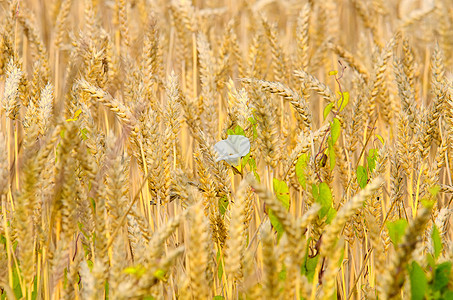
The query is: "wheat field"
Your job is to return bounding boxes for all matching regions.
[0,0,452,299]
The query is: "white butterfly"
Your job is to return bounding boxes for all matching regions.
[214,135,251,166]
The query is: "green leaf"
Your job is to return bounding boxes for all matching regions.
[421,199,435,209]
[356,165,368,189]
[426,253,436,269]
[432,225,443,260]
[433,262,452,291]
[330,118,341,144]
[66,109,82,122]
[273,178,290,210]
[295,153,310,190]
[325,206,337,225]
[375,134,384,145]
[227,125,245,136]
[328,140,336,170]
[323,102,334,120]
[312,183,333,220]
[443,291,453,300]
[386,219,408,245]
[153,269,166,281]
[279,264,287,281]
[301,245,319,283]
[12,264,22,299]
[217,250,223,281]
[267,177,290,234]
[87,259,94,270]
[80,128,89,140]
[248,116,258,139]
[337,91,349,112]
[328,70,338,76]
[409,261,427,300]
[218,197,229,216]
[429,185,440,197]
[367,148,379,173]
[269,209,284,240]
[312,184,319,200]
[124,265,146,277]
[213,296,225,300]
[253,170,260,182]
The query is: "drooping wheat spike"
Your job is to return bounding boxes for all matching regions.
[2,59,22,120]
[148,213,183,262]
[243,78,312,131]
[381,204,433,299]
[329,43,370,83]
[247,177,297,243]
[132,246,186,298]
[284,123,330,180]
[400,5,435,29]
[78,79,139,137]
[16,8,50,74]
[294,69,336,104]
